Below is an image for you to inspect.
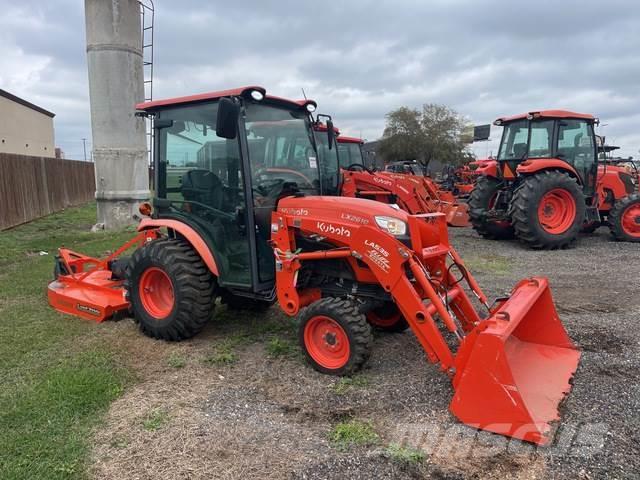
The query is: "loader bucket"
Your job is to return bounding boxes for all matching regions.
[444,202,470,227]
[450,277,580,445]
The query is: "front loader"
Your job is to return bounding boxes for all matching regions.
[48,86,579,444]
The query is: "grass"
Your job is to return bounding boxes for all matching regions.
[386,443,425,465]
[265,336,296,358]
[167,352,187,369]
[204,340,238,365]
[331,375,370,395]
[141,408,169,432]
[0,203,135,479]
[329,420,379,449]
[463,254,512,275]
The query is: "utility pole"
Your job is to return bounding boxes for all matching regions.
[82,138,87,161]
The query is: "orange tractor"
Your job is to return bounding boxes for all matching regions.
[469,110,640,247]
[48,87,580,444]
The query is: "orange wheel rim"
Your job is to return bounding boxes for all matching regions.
[537,188,576,234]
[303,316,350,369]
[621,204,640,237]
[139,267,174,319]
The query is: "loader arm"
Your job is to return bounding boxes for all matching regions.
[271,197,579,445]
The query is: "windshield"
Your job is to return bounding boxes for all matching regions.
[244,103,320,196]
[497,119,554,160]
[337,142,364,168]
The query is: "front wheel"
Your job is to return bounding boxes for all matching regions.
[608,194,640,242]
[509,171,585,249]
[125,238,216,341]
[468,176,515,239]
[298,297,373,375]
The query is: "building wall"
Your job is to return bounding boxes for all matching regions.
[0,96,55,157]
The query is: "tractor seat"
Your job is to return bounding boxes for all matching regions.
[181,169,225,211]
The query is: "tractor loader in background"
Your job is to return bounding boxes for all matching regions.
[311,123,470,227]
[469,110,640,248]
[48,86,580,445]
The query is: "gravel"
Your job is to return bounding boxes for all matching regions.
[91,226,640,479]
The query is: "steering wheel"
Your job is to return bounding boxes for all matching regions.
[346,163,374,174]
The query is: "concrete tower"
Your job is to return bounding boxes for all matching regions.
[85,0,150,229]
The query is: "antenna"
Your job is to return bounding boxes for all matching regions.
[301,88,308,100]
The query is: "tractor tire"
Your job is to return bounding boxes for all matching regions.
[125,238,215,341]
[509,171,585,249]
[608,194,640,242]
[366,303,408,333]
[468,176,515,239]
[298,297,373,376]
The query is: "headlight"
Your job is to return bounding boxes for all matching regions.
[374,216,407,235]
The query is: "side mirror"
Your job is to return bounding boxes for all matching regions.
[216,97,239,139]
[326,119,335,150]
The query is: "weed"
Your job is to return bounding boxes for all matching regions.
[167,352,186,369]
[386,443,425,464]
[329,420,379,449]
[204,340,238,365]
[266,337,296,358]
[141,409,169,432]
[332,375,370,395]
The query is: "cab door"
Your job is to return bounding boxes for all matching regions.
[556,119,598,195]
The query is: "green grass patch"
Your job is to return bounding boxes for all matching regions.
[167,352,187,369]
[331,375,370,395]
[265,336,296,358]
[204,340,238,365]
[141,408,169,432]
[386,443,425,465]
[329,420,379,449]
[0,202,134,479]
[463,254,511,275]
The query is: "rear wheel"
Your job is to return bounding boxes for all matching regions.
[298,297,372,375]
[509,171,585,249]
[126,238,215,341]
[608,194,640,242]
[366,303,408,333]
[468,176,515,239]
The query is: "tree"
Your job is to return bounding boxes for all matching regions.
[379,103,473,167]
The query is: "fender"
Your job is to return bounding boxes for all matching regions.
[516,158,581,182]
[137,218,219,276]
[474,160,498,178]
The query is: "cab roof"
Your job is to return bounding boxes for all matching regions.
[496,110,595,124]
[136,85,317,112]
[337,135,364,144]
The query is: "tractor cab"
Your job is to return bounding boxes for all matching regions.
[140,86,331,294]
[336,135,366,169]
[495,110,599,196]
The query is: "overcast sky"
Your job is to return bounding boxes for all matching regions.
[1,0,639,160]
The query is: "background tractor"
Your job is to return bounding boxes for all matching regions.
[48,87,580,444]
[469,110,640,248]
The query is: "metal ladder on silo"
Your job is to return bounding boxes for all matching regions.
[140,0,155,172]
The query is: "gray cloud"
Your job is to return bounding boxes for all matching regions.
[0,0,638,159]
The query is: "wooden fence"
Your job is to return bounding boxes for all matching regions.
[0,153,95,230]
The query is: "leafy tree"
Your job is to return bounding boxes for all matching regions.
[379,103,474,167]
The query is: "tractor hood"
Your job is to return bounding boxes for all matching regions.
[277,195,409,229]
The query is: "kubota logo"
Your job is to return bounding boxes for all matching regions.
[316,222,351,237]
[373,177,393,186]
[280,207,309,216]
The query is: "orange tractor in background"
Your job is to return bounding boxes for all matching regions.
[48,87,580,444]
[469,110,640,248]
[327,139,470,227]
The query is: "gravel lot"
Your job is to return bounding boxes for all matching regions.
[90,226,640,479]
